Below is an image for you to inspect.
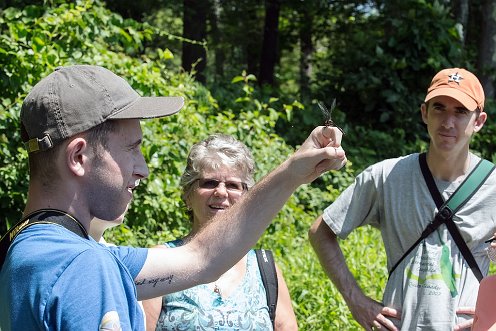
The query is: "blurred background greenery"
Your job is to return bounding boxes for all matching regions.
[1,0,495,329]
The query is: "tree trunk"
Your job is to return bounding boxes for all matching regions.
[452,0,470,43]
[182,0,208,83]
[245,3,261,76]
[209,0,224,80]
[258,0,281,86]
[477,0,496,99]
[299,9,313,99]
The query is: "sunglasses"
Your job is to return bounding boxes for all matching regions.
[197,178,248,192]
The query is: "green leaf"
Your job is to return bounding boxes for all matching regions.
[161,48,174,60]
[231,76,244,83]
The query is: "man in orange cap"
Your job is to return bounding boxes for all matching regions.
[309,68,496,330]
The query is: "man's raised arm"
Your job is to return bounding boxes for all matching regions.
[136,126,347,299]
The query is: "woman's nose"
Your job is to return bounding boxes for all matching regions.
[213,183,228,196]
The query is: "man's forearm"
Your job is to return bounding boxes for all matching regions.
[193,159,299,280]
[137,159,300,299]
[309,216,365,305]
[198,133,347,283]
[137,126,346,298]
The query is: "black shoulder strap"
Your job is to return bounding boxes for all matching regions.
[0,209,88,269]
[420,154,494,282]
[389,153,495,280]
[255,249,278,326]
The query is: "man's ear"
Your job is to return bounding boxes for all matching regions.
[420,103,428,125]
[473,111,487,133]
[65,137,89,177]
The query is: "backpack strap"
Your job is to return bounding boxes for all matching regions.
[420,153,494,282]
[0,209,88,270]
[255,249,278,327]
[389,153,495,280]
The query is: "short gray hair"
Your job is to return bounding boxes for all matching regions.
[180,134,255,203]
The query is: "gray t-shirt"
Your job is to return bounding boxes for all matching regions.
[323,153,496,330]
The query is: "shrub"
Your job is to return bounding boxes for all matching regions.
[0,2,384,329]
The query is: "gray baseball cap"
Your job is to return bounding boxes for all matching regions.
[21,65,184,153]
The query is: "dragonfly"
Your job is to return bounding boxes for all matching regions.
[317,99,345,134]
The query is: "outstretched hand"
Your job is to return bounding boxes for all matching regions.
[288,126,347,184]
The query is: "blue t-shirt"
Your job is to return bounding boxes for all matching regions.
[0,223,148,330]
[155,240,272,331]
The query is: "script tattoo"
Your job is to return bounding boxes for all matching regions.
[135,274,174,288]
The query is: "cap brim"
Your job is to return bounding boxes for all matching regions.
[424,88,477,111]
[109,96,184,119]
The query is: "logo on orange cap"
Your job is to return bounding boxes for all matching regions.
[424,68,485,112]
[448,72,463,85]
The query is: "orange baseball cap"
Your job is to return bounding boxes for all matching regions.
[424,68,485,112]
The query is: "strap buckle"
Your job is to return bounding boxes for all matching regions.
[24,134,53,153]
[436,206,453,222]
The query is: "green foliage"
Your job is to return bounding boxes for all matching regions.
[0,0,183,233]
[470,99,496,162]
[276,0,469,148]
[0,2,362,329]
[3,1,495,330]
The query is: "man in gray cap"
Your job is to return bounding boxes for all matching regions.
[310,68,496,331]
[0,65,347,330]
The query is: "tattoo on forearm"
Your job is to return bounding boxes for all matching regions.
[135,275,174,288]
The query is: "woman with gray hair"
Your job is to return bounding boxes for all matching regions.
[142,134,298,331]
